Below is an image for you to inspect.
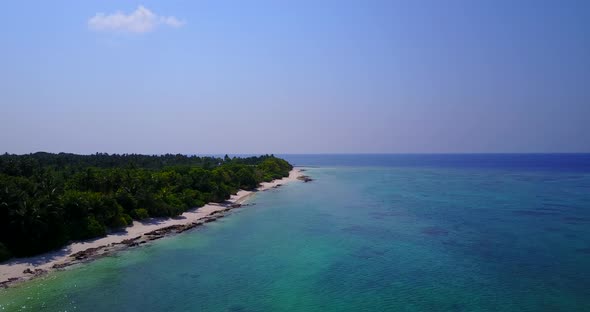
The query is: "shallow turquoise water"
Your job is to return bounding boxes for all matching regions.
[1,160,590,311]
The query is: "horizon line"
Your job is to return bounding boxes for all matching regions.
[3,151,590,156]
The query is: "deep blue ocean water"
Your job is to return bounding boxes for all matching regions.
[1,154,590,311]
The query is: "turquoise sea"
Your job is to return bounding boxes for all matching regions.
[1,154,590,311]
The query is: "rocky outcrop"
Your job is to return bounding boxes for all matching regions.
[52,262,71,269]
[0,277,19,288]
[22,268,46,276]
[297,175,313,182]
[70,245,108,260]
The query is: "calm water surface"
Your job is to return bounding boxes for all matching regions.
[1,154,590,311]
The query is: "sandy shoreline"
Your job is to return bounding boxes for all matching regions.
[0,169,304,287]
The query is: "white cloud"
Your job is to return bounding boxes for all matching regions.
[88,5,185,34]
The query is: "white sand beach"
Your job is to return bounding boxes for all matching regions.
[0,169,304,285]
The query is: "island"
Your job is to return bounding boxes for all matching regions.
[0,153,302,286]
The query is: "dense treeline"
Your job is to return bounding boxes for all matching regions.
[0,153,292,261]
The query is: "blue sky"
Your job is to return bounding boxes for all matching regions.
[1,0,589,154]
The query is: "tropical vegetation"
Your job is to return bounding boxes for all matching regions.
[0,152,292,261]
